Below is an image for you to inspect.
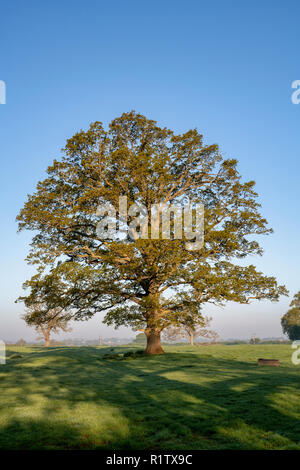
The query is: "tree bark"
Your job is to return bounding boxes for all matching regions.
[190,332,194,346]
[44,333,50,347]
[43,328,51,347]
[144,328,164,355]
[40,325,51,347]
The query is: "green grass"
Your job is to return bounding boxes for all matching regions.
[0,344,300,449]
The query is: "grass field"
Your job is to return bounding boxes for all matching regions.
[0,344,300,450]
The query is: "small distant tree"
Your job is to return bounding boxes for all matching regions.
[163,315,218,346]
[22,304,72,347]
[132,333,147,344]
[209,331,219,344]
[281,292,300,340]
[16,338,26,346]
[249,337,261,344]
[18,272,72,347]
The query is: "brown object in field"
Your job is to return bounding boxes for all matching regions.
[258,358,280,366]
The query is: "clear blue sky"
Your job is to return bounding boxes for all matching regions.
[1,0,300,341]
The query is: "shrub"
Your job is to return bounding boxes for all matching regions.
[103,353,121,360]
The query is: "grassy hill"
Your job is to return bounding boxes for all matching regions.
[0,344,299,450]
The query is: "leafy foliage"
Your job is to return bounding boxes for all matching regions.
[249,337,261,344]
[18,273,72,346]
[132,333,147,344]
[281,292,300,340]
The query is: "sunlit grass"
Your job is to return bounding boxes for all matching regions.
[0,344,299,449]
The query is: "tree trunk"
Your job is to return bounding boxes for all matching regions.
[44,330,51,347]
[190,332,194,346]
[40,325,51,347]
[144,328,164,355]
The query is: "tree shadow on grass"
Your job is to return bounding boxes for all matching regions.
[0,418,82,450]
[1,347,300,449]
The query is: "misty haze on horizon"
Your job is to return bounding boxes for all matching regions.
[1,298,289,343]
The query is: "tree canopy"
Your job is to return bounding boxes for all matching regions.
[132,333,147,344]
[19,273,72,347]
[281,292,300,341]
[17,111,287,354]
[163,315,218,345]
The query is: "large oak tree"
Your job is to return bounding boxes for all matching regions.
[17,111,287,354]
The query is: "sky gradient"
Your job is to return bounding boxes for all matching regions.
[1,0,300,341]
